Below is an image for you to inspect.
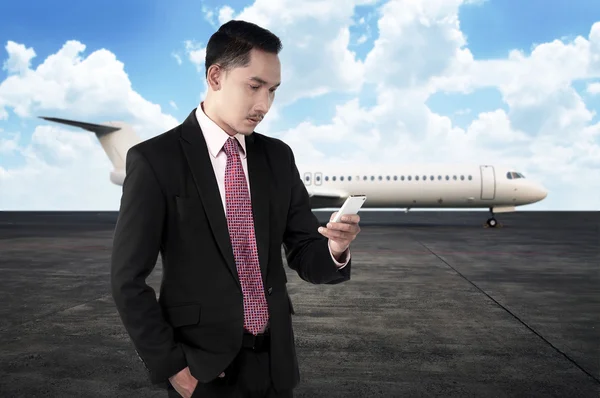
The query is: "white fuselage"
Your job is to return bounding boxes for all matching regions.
[298,163,548,210]
[36,115,548,212]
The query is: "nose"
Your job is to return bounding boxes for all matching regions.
[254,91,271,114]
[532,183,548,201]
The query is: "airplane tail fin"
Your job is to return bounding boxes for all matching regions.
[39,116,142,185]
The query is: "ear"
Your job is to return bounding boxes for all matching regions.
[207,64,222,91]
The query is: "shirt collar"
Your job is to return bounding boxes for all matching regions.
[195,102,246,159]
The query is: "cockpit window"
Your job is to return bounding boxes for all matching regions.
[506,171,525,179]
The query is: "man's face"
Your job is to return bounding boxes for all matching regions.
[211,48,281,135]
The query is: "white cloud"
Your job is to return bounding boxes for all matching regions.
[0,39,180,210]
[201,4,216,27]
[0,131,19,154]
[430,22,600,100]
[185,40,206,74]
[587,82,600,94]
[1,41,36,75]
[0,124,118,210]
[218,6,235,25]
[364,0,468,89]
[0,40,179,136]
[171,52,182,65]
[1,1,599,210]
[194,0,376,107]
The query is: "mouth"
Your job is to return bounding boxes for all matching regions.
[247,116,262,124]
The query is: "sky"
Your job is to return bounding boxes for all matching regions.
[0,0,599,211]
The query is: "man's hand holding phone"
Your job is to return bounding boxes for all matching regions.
[318,195,365,258]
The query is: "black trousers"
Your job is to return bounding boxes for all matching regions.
[166,345,293,398]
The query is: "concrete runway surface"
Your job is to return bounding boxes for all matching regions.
[0,210,598,397]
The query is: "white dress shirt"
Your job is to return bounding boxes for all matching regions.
[194,103,349,269]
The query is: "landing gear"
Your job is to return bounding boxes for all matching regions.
[485,208,502,228]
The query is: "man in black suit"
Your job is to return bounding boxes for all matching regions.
[110,19,361,398]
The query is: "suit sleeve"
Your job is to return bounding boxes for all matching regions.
[281,146,351,285]
[110,147,187,384]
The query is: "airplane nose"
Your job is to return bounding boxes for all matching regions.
[535,184,548,201]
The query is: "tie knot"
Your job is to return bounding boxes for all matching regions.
[223,137,239,157]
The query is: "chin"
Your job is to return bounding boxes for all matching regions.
[236,128,255,136]
[236,120,260,134]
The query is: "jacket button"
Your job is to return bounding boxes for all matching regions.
[268,287,273,295]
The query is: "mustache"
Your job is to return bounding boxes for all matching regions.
[247,114,264,121]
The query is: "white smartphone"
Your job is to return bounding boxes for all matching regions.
[331,195,367,223]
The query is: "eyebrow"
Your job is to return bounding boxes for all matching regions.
[250,76,281,88]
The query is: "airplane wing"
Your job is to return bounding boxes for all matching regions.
[307,189,347,208]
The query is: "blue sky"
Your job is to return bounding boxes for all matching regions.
[0,0,599,210]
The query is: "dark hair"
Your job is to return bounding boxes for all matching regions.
[205,20,283,77]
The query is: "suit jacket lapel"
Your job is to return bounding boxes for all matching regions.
[179,110,240,291]
[245,133,270,282]
[178,109,271,287]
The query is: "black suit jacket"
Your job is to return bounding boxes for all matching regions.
[110,109,352,392]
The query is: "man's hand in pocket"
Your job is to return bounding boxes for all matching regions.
[169,367,197,398]
[169,367,225,397]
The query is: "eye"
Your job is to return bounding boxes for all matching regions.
[250,85,260,90]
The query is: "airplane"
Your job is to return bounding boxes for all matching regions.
[38,116,548,228]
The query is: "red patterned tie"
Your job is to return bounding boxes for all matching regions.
[223,137,269,335]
